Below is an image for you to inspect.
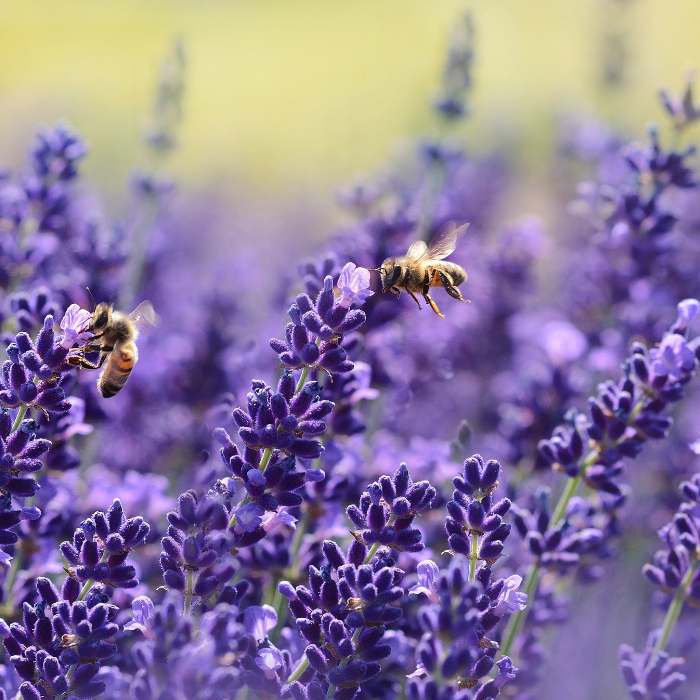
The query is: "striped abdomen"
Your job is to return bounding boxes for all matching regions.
[98,341,138,398]
[430,261,467,287]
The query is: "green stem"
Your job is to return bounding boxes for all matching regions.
[295,365,311,393]
[77,578,95,602]
[469,530,479,582]
[652,559,700,657]
[498,560,541,659]
[55,664,77,700]
[76,551,111,602]
[11,404,29,432]
[499,473,582,659]
[550,473,583,526]
[184,568,194,616]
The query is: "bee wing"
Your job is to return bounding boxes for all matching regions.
[405,240,429,261]
[425,221,469,261]
[129,301,159,331]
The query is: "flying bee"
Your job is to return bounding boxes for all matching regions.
[376,222,470,318]
[66,301,157,397]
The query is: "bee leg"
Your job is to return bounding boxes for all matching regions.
[437,270,470,303]
[423,293,445,318]
[423,270,432,294]
[65,356,99,370]
[408,292,422,309]
[65,352,108,371]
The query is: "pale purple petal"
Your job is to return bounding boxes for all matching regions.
[261,507,297,533]
[59,304,93,349]
[493,574,528,616]
[124,596,155,639]
[406,665,428,679]
[649,334,696,381]
[494,656,518,689]
[677,298,700,325]
[255,646,284,679]
[244,605,278,641]
[337,262,374,308]
[233,503,264,534]
[408,559,440,604]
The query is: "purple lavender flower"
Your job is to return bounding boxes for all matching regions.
[281,464,434,700]
[409,560,440,604]
[659,72,700,132]
[649,334,697,381]
[620,632,686,700]
[124,595,155,640]
[244,605,278,642]
[58,303,93,349]
[60,499,150,589]
[29,123,87,182]
[337,262,374,309]
[493,575,528,616]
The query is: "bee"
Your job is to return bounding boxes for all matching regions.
[377,222,470,318]
[67,301,157,397]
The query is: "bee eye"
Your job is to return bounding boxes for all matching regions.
[94,312,108,329]
[391,265,402,285]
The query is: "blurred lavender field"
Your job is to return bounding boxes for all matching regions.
[2,5,700,700]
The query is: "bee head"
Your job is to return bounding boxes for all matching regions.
[379,259,402,292]
[90,303,112,332]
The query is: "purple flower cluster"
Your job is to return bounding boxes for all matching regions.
[270,270,369,377]
[3,500,149,700]
[280,464,435,700]
[538,301,700,496]
[59,499,149,589]
[4,16,700,700]
[616,470,700,699]
[406,457,522,700]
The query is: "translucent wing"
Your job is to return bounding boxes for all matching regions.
[425,221,469,261]
[129,300,159,331]
[405,240,429,261]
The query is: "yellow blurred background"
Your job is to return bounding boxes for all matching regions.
[0,0,698,225]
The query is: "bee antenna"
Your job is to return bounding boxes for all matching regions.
[86,287,97,311]
[368,268,381,272]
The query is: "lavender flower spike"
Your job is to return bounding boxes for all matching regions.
[337,262,374,308]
